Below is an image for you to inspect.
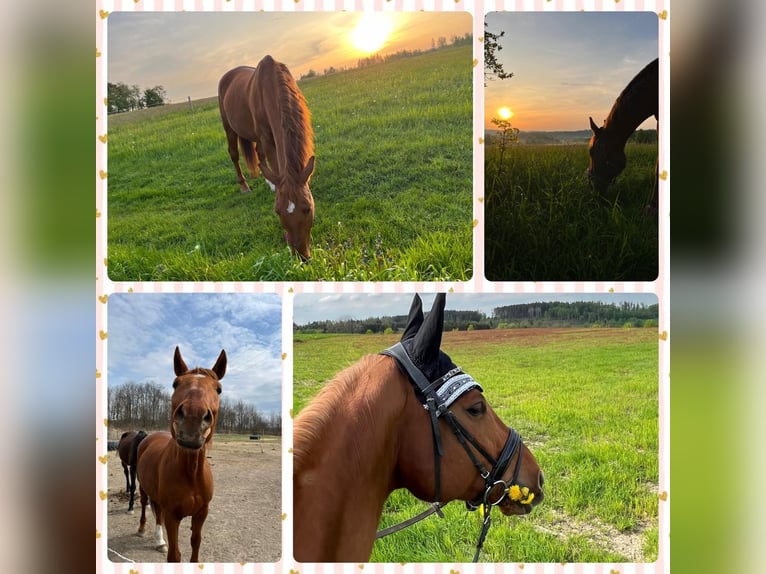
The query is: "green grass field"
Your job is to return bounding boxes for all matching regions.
[293,328,658,563]
[107,46,472,281]
[484,143,658,281]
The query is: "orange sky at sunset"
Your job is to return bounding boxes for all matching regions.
[109,12,471,104]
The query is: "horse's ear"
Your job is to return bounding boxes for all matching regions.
[174,346,188,376]
[401,294,424,341]
[412,294,445,363]
[212,349,227,380]
[301,155,315,184]
[589,116,601,135]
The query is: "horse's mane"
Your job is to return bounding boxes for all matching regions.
[293,355,381,472]
[606,58,658,129]
[272,60,314,187]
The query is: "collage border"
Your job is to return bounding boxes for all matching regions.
[95,1,670,573]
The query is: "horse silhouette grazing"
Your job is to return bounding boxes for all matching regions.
[116,429,147,513]
[294,294,544,562]
[219,55,315,260]
[588,58,659,212]
[136,347,225,562]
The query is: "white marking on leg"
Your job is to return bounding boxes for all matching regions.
[265,178,276,192]
[155,525,167,549]
[287,201,295,214]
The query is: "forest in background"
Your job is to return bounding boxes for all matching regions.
[295,301,658,334]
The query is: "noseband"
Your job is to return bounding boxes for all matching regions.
[381,343,525,561]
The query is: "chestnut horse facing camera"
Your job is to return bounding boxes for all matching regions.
[293,294,544,562]
[136,346,226,563]
[588,58,659,213]
[219,55,315,260]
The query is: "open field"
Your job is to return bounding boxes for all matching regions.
[107,46,472,281]
[484,143,658,281]
[106,433,281,564]
[293,328,659,562]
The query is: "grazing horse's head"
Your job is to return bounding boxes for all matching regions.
[265,156,315,261]
[390,294,545,517]
[170,346,226,449]
[587,117,627,194]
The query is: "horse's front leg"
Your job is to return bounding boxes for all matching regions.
[122,463,130,493]
[189,505,209,563]
[164,514,182,562]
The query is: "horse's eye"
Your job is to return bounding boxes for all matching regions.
[172,379,179,389]
[466,402,486,417]
[216,385,222,395]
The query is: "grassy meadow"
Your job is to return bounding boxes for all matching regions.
[107,46,472,281]
[293,328,659,563]
[484,142,658,281]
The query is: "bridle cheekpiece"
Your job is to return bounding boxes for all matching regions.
[380,342,526,561]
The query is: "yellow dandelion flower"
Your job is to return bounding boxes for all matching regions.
[479,503,485,517]
[508,484,522,501]
[520,491,535,505]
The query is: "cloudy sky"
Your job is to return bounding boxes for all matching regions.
[293,292,658,324]
[108,11,471,103]
[484,11,658,131]
[107,293,282,414]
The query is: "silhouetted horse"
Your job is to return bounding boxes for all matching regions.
[136,347,225,562]
[219,55,315,259]
[294,294,544,562]
[116,429,147,513]
[588,58,659,212]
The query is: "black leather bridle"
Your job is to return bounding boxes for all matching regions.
[380,343,525,561]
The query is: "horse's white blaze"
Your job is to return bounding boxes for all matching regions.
[265,178,276,192]
[287,201,296,214]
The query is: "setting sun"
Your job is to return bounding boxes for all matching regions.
[498,106,513,120]
[350,13,393,54]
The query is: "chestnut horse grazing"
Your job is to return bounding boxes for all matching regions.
[136,347,225,562]
[219,55,315,260]
[117,429,147,513]
[294,294,544,562]
[588,58,659,212]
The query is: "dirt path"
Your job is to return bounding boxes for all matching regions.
[106,436,282,564]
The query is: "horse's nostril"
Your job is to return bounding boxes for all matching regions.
[204,410,213,424]
[538,471,545,489]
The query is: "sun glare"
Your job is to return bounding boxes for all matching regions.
[350,13,393,54]
[498,107,513,120]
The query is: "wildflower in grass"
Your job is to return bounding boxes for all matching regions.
[507,484,535,505]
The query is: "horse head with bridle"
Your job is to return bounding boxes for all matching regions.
[588,58,659,213]
[293,294,544,562]
[136,346,225,562]
[219,55,315,260]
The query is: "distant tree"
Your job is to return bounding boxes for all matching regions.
[142,85,168,108]
[107,82,141,113]
[484,22,513,85]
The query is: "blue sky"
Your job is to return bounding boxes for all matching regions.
[107,11,471,103]
[107,293,282,414]
[293,293,658,324]
[484,12,658,131]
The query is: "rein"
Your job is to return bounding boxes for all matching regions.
[380,343,524,562]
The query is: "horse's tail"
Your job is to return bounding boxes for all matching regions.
[238,136,259,177]
[131,430,148,465]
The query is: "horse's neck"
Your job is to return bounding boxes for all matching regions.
[169,442,209,481]
[294,360,405,561]
[604,65,658,143]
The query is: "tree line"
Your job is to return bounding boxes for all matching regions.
[107,82,169,114]
[295,301,659,334]
[107,381,281,435]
